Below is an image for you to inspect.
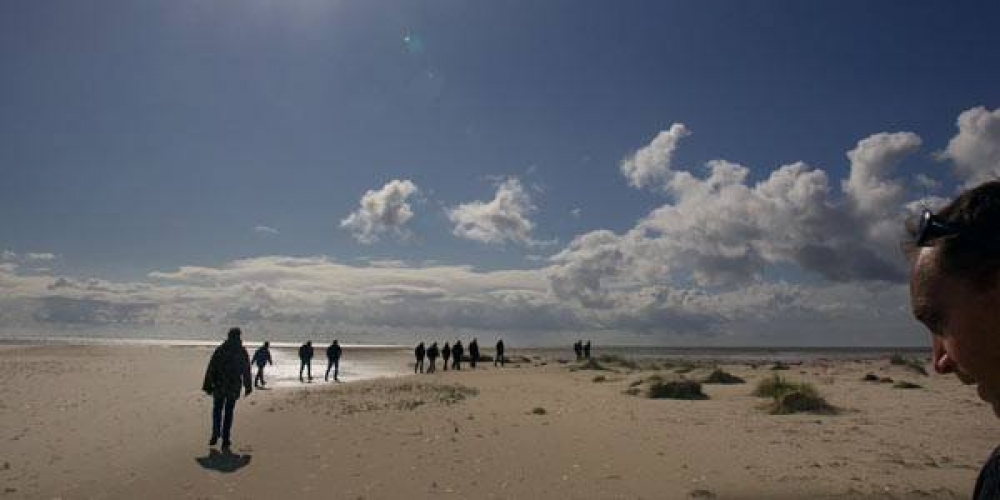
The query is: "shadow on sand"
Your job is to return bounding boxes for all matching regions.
[196,448,252,473]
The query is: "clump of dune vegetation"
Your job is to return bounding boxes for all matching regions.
[893,381,923,389]
[571,358,610,371]
[597,354,639,370]
[769,362,791,371]
[754,375,836,415]
[862,373,880,382]
[703,369,745,384]
[531,406,547,415]
[592,375,607,383]
[647,379,709,400]
[889,353,929,376]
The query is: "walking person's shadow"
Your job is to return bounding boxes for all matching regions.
[195,448,252,473]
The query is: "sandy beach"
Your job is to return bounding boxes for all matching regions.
[0,344,995,499]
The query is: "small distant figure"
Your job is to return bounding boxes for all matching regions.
[202,327,252,449]
[452,340,464,371]
[573,340,583,361]
[325,340,342,382]
[299,341,314,382]
[495,339,505,367]
[414,342,426,373]
[584,340,592,360]
[251,341,273,389]
[442,342,451,371]
[469,338,480,369]
[426,342,440,373]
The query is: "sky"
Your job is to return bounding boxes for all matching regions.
[2,1,1000,346]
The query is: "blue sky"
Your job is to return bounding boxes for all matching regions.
[2,1,999,345]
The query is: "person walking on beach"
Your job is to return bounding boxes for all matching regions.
[906,180,1000,499]
[574,340,583,361]
[299,341,314,382]
[414,342,425,373]
[325,340,342,382]
[452,340,464,371]
[442,342,451,371]
[426,342,439,373]
[584,340,592,360]
[202,327,252,449]
[469,338,480,369]
[495,339,505,367]
[251,341,273,388]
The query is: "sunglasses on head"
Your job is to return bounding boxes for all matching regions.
[915,208,962,247]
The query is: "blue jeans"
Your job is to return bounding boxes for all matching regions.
[212,394,237,442]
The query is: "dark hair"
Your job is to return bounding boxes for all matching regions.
[911,180,1000,289]
[228,327,242,340]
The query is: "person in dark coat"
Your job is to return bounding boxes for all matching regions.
[202,327,252,449]
[414,342,425,373]
[469,338,480,369]
[573,340,583,361]
[584,340,592,359]
[442,342,451,371]
[426,342,439,373]
[325,340,342,382]
[495,339,505,367]
[251,341,273,388]
[451,340,464,371]
[299,341,314,382]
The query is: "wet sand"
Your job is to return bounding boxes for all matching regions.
[0,344,994,499]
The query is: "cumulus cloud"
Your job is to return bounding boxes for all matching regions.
[254,225,279,235]
[620,123,690,190]
[939,106,1000,187]
[448,178,540,246]
[341,179,420,244]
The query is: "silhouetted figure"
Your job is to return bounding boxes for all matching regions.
[442,342,451,371]
[325,340,342,382]
[469,338,480,369]
[452,340,464,371]
[299,341,314,382]
[414,342,425,373]
[573,340,583,361]
[251,341,273,388]
[427,342,439,373]
[495,339,505,367]
[584,340,592,359]
[202,327,252,449]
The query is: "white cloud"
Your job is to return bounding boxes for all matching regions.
[2,250,16,260]
[254,225,279,235]
[448,178,540,246]
[25,252,57,261]
[939,106,1000,187]
[620,123,690,190]
[570,208,581,218]
[341,179,420,244]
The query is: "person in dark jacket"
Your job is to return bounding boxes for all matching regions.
[251,341,273,388]
[468,338,480,369]
[905,181,1000,499]
[573,340,583,361]
[583,340,592,359]
[451,340,464,371]
[442,342,451,371]
[495,339,505,367]
[414,342,425,373]
[426,342,439,373]
[299,341,314,382]
[202,327,252,449]
[325,340,342,382]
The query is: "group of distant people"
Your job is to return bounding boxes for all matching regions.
[573,340,592,361]
[414,338,505,374]
[293,339,343,383]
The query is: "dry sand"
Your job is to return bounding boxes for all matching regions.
[0,345,996,499]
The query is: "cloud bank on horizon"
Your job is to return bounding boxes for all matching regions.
[3,106,1000,345]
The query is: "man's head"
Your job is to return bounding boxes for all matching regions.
[227,327,242,342]
[263,341,269,348]
[907,181,1000,417]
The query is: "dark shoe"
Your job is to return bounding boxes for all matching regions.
[222,440,232,449]
[209,436,218,446]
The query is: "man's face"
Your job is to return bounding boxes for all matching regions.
[910,246,1000,417]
